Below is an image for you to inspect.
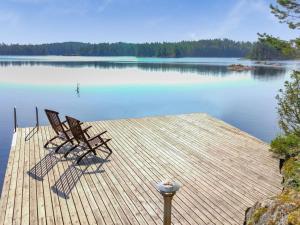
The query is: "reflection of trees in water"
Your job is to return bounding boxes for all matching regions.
[251,67,286,81]
[0,61,286,80]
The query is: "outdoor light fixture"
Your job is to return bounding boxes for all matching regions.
[156,180,180,225]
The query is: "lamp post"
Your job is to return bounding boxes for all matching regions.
[156,180,180,225]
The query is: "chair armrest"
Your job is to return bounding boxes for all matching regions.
[83,126,92,138]
[88,131,107,142]
[83,125,92,132]
[91,138,111,150]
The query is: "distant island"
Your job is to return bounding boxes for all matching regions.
[228,64,254,71]
[0,38,299,60]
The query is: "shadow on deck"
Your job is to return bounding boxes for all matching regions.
[0,113,282,225]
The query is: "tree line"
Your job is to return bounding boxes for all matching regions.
[0,39,253,58]
[0,39,299,60]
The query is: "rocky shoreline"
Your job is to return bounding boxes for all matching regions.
[244,155,300,225]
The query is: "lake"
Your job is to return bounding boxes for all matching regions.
[0,56,299,192]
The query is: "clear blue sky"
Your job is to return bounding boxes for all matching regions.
[0,0,299,44]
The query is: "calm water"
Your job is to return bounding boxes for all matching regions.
[0,56,300,192]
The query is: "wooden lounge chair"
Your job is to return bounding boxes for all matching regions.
[44,109,91,153]
[65,116,112,164]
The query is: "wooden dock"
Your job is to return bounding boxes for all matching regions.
[0,113,282,225]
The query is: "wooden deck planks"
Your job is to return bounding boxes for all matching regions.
[0,113,282,225]
[109,119,239,224]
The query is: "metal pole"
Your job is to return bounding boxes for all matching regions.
[162,193,175,225]
[13,107,17,133]
[156,181,180,225]
[35,106,39,130]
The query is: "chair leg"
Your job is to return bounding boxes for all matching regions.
[44,136,58,148]
[55,140,69,153]
[76,140,111,164]
[44,141,50,148]
[97,136,112,153]
[104,142,112,153]
[64,145,78,158]
[98,138,112,153]
[77,150,92,164]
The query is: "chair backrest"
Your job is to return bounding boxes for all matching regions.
[45,109,65,135]
[66,116,88,145]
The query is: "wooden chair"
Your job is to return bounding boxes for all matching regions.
[65,116,112,164]
[44,109,91,153]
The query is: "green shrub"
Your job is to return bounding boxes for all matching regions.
[270,134,300,158]
[276,71,300,136]
[282,156,300,190]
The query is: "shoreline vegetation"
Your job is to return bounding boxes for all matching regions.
[0,38,299,60]
[244,2,300,222]
[244,71,300,225]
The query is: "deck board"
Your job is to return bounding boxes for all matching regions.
[0,113,282,225]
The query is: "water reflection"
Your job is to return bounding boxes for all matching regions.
[0,60,286,80]
[251,67,287,81]
[76,83,80,98]
[0,57,297,194]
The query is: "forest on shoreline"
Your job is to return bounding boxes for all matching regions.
[0,37,299,60]
[0,39,252,58]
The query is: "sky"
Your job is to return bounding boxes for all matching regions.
[0,0,299,44]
